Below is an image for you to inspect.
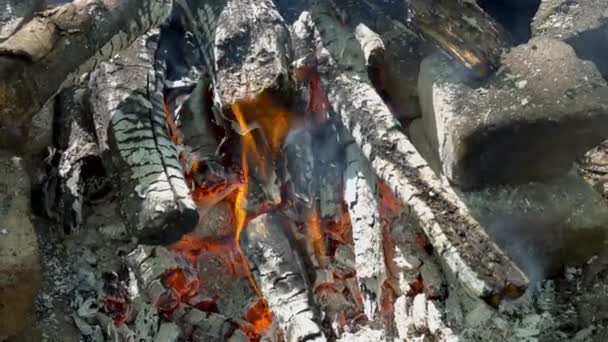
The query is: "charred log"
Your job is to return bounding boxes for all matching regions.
[51,84,110,233]
[88,30,197,245]
[244,212,327,342]
[342,137,385,320]
[306,3,528,304]
[0,0,173,132]
[406,0,512,78]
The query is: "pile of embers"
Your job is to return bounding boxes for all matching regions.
[19,0,608,341]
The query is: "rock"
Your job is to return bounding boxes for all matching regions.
[0,0,44,42]
[533,0,608,79]
[406,118,441,175]
[26,101,54,156]
[375,32,430,121]
[418,37,608,189]
[0,152,41,340]
[461,170,608,277]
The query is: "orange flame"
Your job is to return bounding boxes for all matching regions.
[163,101,183,145]
[164,268,200,299]
[231,100,273,334]
[307,208,327,268]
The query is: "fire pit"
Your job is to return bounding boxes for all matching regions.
[2,0,608,341]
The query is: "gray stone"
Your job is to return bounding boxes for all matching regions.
[461,170,608,277]
[406,118,441,175]
[0,152,41,340]
[533,0,608,79]
[418,37,608,189]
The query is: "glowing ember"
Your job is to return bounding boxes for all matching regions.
[327,204,353,250]
[164,268,200,299]
[307,207,327,268]
[244,299,274,337]
[163,101,183,145]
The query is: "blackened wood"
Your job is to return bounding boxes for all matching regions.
[88,31,197,245]
[309,2,528,304]
[406,0,512,78]
[53,84,109,233]
[0,0,173,131]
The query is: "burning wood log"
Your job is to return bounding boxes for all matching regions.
[312,122,345,222]
[281,128,316,222]
[342,138,385,320]
[244,212,327,341]
[88,30,198,245]
[126,245,199,316]
[0,0,173,131]
[306,3,528,304]
[195,250,277,340]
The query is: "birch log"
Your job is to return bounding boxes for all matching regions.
[88,31,197,245]
[308,3,528,304]
[0,0,173,130]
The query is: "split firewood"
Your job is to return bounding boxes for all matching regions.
[342,137,385,320]
[0,0,173,131]
[307,3,528,304]
[88,30,198,245]
[406,0,512,78]
[244,212,327,341]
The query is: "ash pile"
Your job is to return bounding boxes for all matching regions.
[2,0,608,341]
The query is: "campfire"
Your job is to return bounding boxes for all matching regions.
[3,0,608,341]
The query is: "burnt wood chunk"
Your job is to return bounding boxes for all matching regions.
[89,31,197,245]
[308,2,528,304]
[407,0,512,78]
[342,136,385,320]
[52,84,109,233]
[0,0,173,130]
[213,0,291,105]
[244,212,327,342]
